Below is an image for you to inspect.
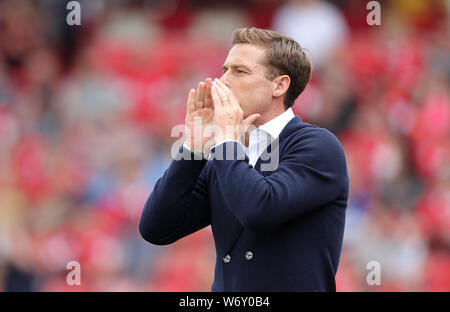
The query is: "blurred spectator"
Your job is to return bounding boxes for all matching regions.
[272,0,349,67]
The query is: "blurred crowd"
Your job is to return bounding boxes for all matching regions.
[0,0,448,291]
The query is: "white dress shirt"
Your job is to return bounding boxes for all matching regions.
[184,108,295,167]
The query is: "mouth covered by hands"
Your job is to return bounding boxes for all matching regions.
[184,78,260,157]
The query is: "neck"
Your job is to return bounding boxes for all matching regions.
[253,104,286,128]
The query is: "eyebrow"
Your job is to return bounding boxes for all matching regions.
[222,64,252,73]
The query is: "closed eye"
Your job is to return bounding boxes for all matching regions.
[222,65,250,74]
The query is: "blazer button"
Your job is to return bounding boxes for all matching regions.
[223,254,231,263]
[245,251,253,261]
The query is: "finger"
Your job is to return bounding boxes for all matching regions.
[214,78,233,99]
[214,79,238,109]
[204,78,213,109]
[195,81,205,110]
[210,84,223,109]
[212,81,228,106]
[243,113,261,129]
[187,89,196,113]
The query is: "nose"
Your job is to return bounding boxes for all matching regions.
[219,71,231,88]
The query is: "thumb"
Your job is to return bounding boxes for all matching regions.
[244,113,261,129]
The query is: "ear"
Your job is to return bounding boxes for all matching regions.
[272,75,290,98]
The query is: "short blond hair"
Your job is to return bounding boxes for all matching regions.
[232,27,312,109]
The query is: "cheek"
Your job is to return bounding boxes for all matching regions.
[235,79,271,99]
[240,86,272,114]
[230,77,272,111]
[250,81,273,102]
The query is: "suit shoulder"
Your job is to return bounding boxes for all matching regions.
[286,123,344,154]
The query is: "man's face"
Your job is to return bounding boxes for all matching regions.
[220,44,274,118]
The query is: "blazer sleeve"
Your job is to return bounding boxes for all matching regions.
[139,145,211,245]
[211,128,348,231]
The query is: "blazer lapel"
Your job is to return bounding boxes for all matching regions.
[254,115,303,172]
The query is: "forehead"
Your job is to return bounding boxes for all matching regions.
[224,44,267,69]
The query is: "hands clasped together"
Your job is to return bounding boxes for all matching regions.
[184,78,261,156]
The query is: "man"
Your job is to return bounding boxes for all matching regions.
[139,27,349,291]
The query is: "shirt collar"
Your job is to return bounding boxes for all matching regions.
[257,108,295,140]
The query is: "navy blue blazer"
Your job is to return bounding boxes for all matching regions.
[139,116,349,291]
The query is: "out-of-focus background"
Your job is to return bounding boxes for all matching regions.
[0,0,448,292]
